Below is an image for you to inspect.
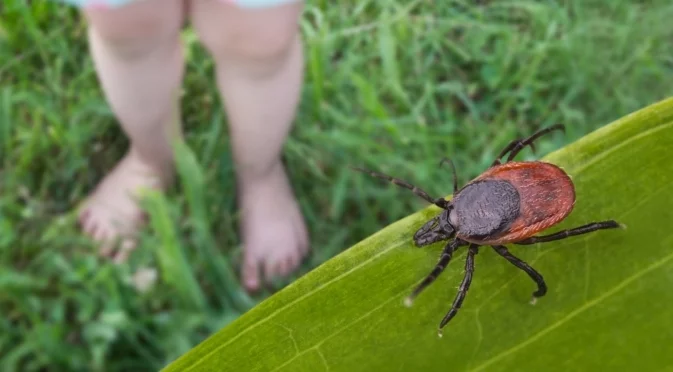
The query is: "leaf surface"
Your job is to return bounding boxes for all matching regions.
[164,97,673,372]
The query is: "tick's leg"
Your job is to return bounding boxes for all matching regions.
[492,124,565,166]
[491,139,532,167]
[350,166,450,209]
[505,124,565,162]
[514,220,621,245]
[438,244,479,335]
[492,245,547,303]
[438,158,458,194]
[405,239,466,307]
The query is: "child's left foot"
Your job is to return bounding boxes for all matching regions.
[239,161,310,291]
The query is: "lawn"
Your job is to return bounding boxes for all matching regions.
[1,0,672,371]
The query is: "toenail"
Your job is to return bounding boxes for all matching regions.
[79,209,90,223]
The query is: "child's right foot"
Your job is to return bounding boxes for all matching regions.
[78,149,172,263]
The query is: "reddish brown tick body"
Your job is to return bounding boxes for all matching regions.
[458,161,576,245]
[352,124,622,335]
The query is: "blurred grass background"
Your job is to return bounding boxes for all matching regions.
[1,0,672,370]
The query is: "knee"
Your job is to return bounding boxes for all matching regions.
[194,14,301,73]
[84,2,184,59]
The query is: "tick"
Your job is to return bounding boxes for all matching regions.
[352,124,622,335]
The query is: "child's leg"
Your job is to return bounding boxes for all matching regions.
[189,0,308,291]
[79,0,186,262]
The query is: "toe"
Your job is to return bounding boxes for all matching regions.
[92,223,107,242]
[285,254,299,275]
[242,255,261,292]
[81,213,98,236]
[86,223,99,240]
[275,258,291,277]
[113,238,136,264]
[78,208,91,226]
[299,235,310,257]
[263,258,277,284]
[97,228,116,258]
[293,213,310,257]
[99,239,116,258]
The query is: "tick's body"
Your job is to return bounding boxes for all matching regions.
[453,161,575,245]
[352,124,622,335]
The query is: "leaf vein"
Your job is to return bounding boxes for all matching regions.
[272,322,300,356]
[316,348,330,371]
[468,308,484,369]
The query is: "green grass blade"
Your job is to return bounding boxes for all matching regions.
[142,191,207,311]
[172,140,255,312]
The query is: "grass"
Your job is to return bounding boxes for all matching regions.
[1,0,672,371]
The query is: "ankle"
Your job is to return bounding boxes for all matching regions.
[127,146,175,179]
[236,159,284,190]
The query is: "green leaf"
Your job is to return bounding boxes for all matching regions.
[163,97,673,371]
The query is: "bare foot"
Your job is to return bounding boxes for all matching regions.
[239,161,310,292]
[78,149,171,263]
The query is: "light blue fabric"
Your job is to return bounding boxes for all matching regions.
[235,0,299,8]
[52,0,136,8]
[52,0,299,9]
